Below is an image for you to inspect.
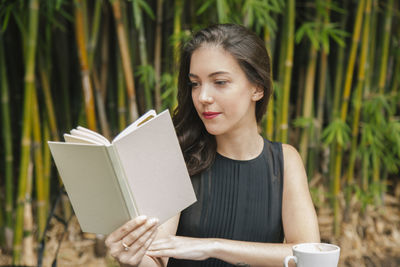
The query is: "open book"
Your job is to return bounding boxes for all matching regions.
[48,109,196,235]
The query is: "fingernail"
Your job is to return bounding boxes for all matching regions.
[137,215,147,222]
[149,217,159,225]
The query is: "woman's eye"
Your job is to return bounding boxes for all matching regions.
[215,80,227,86]
[189,81,199,88]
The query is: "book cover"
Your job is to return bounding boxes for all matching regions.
[48,110,196,234]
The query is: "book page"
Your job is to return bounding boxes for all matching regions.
[113,110,196,224]
[113,109,157,143]
[76,126,111,145]
[64,134,97,144]
[70,129,110,146]
[48,142,132,234]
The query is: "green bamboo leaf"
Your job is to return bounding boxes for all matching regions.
[0,5,12,32]
[197,0,214,15]
[295,22,320,49]
[386,120,400,157]
[324,0,346,14]
[382,154,399,174]
[295,24,307,43]
[136,64,156,89]
[321,118,350,146]
[269,0,285,12]
[137,0,155,19]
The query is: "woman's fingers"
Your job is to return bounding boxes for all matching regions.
[123,221,158,254]
[105,215,147,245]
[122,217,159,247]
[126,227,159,264]
[105,216,161,266]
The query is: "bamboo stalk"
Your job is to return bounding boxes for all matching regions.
[133,0,153,110]
[112,0,138,121]
[299,42,318,164]
[31,82,47,239]
[339,0,365,121]
[0,33,13,251]
[275,12,288,140]
[377,0,393,94]
[329,5,347,193]
[315,0,330,157]
[369,0,395,200]
[93,68,111,139]
[364,0,378,96]
[117,54,127,132]
[0,198,4,246]
[100,5,110,102]
[22,161,36,266]
[332,20,346,119]
[333,0,365,237]
[75,0,97,130]
[264,26,274,140]
[311,1,331,182]
[42,118,51,231]
[154,0,163,112]
[279,0,295,143]
[88,1,109,146]
[172,0,183,108]
[88,0,103,70]
[294,65,306,147]
[13,0,39,263]
[347,0,371,199]
[39,57,59,140]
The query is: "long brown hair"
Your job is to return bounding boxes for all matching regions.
[173,24,272,176]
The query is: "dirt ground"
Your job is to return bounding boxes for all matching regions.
[1,183,399,267]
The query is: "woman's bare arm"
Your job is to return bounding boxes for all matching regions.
[146,144,320,267]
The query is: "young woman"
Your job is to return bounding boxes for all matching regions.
[105,24,320,267]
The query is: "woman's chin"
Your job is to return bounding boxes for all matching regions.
[203,126,225,136]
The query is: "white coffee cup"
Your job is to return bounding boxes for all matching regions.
[284,243,340,267]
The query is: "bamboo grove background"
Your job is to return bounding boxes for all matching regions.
[0,0,399,265]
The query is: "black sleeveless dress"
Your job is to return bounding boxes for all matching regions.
[167,139,284,267]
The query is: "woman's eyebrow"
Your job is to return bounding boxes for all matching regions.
[188,71,230,78]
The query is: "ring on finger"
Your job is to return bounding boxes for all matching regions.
[122,241,129,251]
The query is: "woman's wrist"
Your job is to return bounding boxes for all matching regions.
[207,238,222,259]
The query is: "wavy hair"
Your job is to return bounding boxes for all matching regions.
[173,24,273,176]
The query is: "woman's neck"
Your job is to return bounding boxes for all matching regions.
[215,125,264,161]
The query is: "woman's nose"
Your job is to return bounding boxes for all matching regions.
[199,85,214,104]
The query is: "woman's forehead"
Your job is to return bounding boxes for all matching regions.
[189,46,241,76]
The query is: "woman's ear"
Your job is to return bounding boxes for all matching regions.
[252,86,264,101]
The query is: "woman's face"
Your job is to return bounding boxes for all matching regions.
[189,45,263,137]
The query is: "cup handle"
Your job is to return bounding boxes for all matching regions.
[284,255,298,267]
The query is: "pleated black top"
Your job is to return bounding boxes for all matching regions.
[167,139,284,267]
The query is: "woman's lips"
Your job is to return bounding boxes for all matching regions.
[202,112,221,119]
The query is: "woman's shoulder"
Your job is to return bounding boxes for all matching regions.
[280,143,307,182]
[281,143,299,156]
[281,143,302,161]
[263,139,303,172]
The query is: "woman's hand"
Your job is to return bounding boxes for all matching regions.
[105,215,159,266]
[146,236,216,261]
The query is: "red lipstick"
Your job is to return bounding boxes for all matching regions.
[202,112,221,119]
